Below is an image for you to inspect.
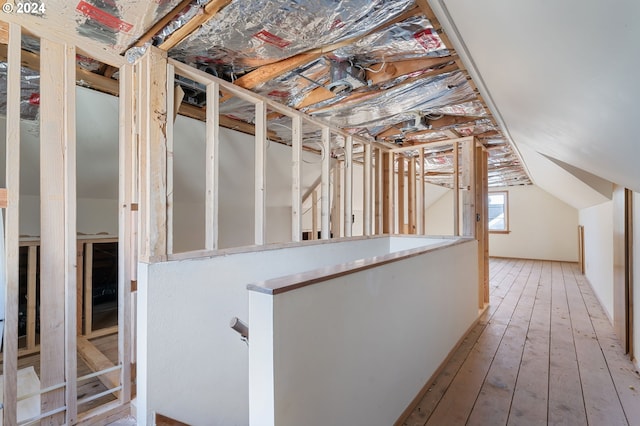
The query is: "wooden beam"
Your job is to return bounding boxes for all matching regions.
[344,137,353,237]
[64,41,80,425]
[307,62,458,115]
[312,190,318,240]
[408,157,416,234]
[205,81,220,250]
[231,52,324,92]
[476,144,489,307]
[382,152,391,234]
[76,241,84,336]
[321,127,331,239]
[40,38,76,424]
[375,148,384,234]
[226,5,419,95]
[166,64,175,255]
[83,242,93,335]
[453,142,460,236]
[26,246,37,350]
[332,160,342,238]
[77,338,120,397]
[159,0,232,50]
[134,0,192,47]
[0,20,9,45]
[0,43,120,96]
[363,144,372,236]
[295,86,335,109]
[137,47,168,262]
[366,56,457,85]
[418,148,425,235]
[398,156,406,234]
[461,140,476,237]
[118,63,135,404]
[3,22,21,426]
[254,101,267,245]
[291,115,303,242]
[0,13,125,67]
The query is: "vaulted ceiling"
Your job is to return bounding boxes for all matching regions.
[432,0,640,196]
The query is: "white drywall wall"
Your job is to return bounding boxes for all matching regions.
[424,189,454,236]
[248,239,478,426]
[138,236,429,425]
[18,195,118,237]
[489,185,579,261]
[172,121,324,251]
[579,201,614,320]
[425,185,580,261]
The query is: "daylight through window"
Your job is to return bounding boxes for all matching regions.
[488,191,509,232]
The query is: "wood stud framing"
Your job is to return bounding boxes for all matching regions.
[363,144,372,236]
[205,82,221,250]
[119,63,136,405]
[291,116,303,242]
[3,21,21,426]
[39,37,78,424]
[254,101,267,245]
[321,127,331,239]
[344,136,353,238]
[137,47,169,262]
[0,11,492,421]
[166,64,176,255]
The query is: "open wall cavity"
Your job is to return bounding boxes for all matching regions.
[0,22,133,425]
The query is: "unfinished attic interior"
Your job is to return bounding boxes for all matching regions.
[0,0,638,424]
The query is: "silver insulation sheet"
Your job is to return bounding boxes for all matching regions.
[0,64,40,121]
[170,0,415,70]
[332,15,449,64]
[309,71,475,129]
[74,0,184,50]
[254,58,331,108]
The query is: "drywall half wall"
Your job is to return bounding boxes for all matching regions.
[489,185,578,261]
[579,200,614,320]
[137,236,438,425]
[248,239,478,426]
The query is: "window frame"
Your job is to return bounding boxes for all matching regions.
[488,190,510,233]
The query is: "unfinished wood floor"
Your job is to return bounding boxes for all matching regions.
[403,258,640,426]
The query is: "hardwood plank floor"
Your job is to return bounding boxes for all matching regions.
[402,258,640,426]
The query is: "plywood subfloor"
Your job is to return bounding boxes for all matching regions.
[403,259,640,426]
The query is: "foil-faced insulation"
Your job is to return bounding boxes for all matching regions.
[309,71,475,129]
[0,64,40,121]
[73,0,185,50]
[332,16,449,64]
[254,58,331,108]
[151,1,206,46]
[426,101,488,117]
[170,0,415,71]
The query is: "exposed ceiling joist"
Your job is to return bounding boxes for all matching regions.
[224,5,420,96]
[366,55,457,85]
[158,0,232,51]
[0,21,8,45]
[135,0,192,48]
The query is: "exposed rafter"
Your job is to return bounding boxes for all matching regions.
[224,5,420,96]
[158,0,232,51]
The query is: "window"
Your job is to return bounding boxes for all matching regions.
[488,191,509,232]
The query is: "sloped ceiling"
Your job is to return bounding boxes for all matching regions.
[431,0,640,197]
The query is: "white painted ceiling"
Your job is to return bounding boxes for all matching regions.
[431,0,640,196]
